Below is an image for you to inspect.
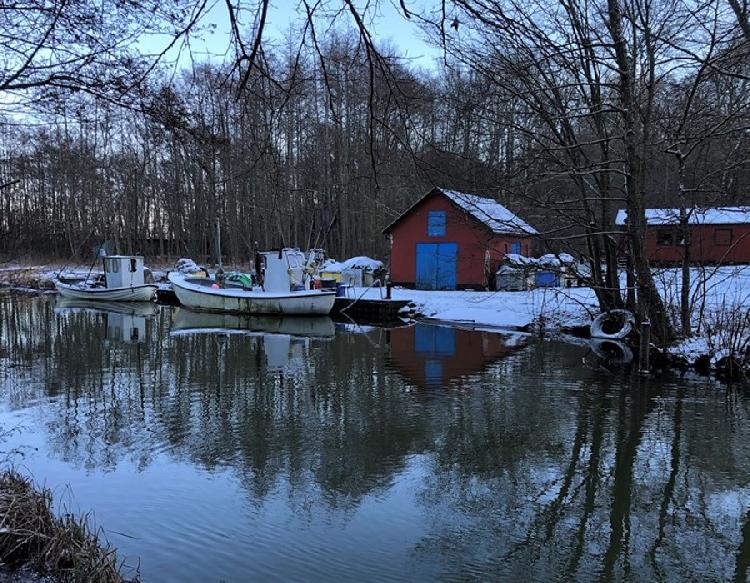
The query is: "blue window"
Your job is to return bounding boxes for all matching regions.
[428,211,446,237]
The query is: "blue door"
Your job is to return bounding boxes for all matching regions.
[416,243,458,290]
[510,241,522,254]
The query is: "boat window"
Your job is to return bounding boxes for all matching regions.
[130,258,137,272]
[112,260,120,273]
[104,259,111,273]
[288,254,300,268]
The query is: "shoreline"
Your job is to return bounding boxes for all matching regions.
[0,469,137,582]
[3,264,748,383]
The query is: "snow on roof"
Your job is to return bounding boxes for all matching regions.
[439,188,538,235]
[503,252,577,268]
[382,187,538,235]
[615,207,750,226]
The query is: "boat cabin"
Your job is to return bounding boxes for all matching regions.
[103,256,145,289]
[259,249,308,292]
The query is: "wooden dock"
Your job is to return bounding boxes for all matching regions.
[331,297,411,322]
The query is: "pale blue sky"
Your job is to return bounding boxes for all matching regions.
[154,0,441,70]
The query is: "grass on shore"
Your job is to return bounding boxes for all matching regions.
[0,470,137,582]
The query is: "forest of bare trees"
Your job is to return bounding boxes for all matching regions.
[0,0,749,339]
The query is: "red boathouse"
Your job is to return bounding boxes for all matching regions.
[383,187,538,289]
[615,207,750,265]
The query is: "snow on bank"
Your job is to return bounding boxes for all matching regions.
[654,265,750,366]
[347,286,599,331]
[348,265,750,346]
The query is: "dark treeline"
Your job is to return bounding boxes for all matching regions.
[1,30,746,265]
[0,35,507,262]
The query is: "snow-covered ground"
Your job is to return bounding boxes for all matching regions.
[658,265,750,364]
[347,285,598,331]
[350,265,750,366]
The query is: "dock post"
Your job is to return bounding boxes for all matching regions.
[386,281,392,300]
[639,320,651,373]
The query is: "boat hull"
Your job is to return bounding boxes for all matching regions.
[168,273,336,315]
[55,281,158,302]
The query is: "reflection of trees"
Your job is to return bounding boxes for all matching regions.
[1,299,432,505]
[416,342,750,581]
[4,297,750,578]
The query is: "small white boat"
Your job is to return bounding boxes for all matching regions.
[54,255,157,302]
[168,249,336,316]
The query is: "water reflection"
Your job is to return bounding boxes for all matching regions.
[55,298,158,344]
[170,308,335,338]
[170,308,335,371]
[388,323,527,389]
[0,295,749,582]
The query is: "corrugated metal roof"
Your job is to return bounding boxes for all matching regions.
[615,207,750,226]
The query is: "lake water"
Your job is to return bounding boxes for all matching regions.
[0,294,749,582]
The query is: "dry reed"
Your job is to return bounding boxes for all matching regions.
[0,470,138,582]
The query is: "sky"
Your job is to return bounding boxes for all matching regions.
[159,0,441,70]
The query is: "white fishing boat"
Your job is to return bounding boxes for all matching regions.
[168,249,336,316]
[55,255,157,302]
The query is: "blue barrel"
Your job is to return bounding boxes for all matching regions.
[336,283,350,297]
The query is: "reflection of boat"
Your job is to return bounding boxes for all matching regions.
[168,249,335,315]
[54,297,157,344]
[169,308,335,338]
[54,297,159,317]
[170,308,331,372]
[55,256,157,302]
[389,323,526,389]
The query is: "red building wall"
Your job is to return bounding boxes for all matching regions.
[387,192,533,288]
[645,224,750,264]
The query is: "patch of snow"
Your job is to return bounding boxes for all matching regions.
[322,256,383,273]
[502,253,577,269]
[668,336,710,364]
[440,188,539,235]
[615,206,750,226]
[348,286,598,332]
[504,253,535,266]
[175,258,203,274]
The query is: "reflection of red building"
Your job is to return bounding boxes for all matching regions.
[388,323,524,389]
[616,207,750,264]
